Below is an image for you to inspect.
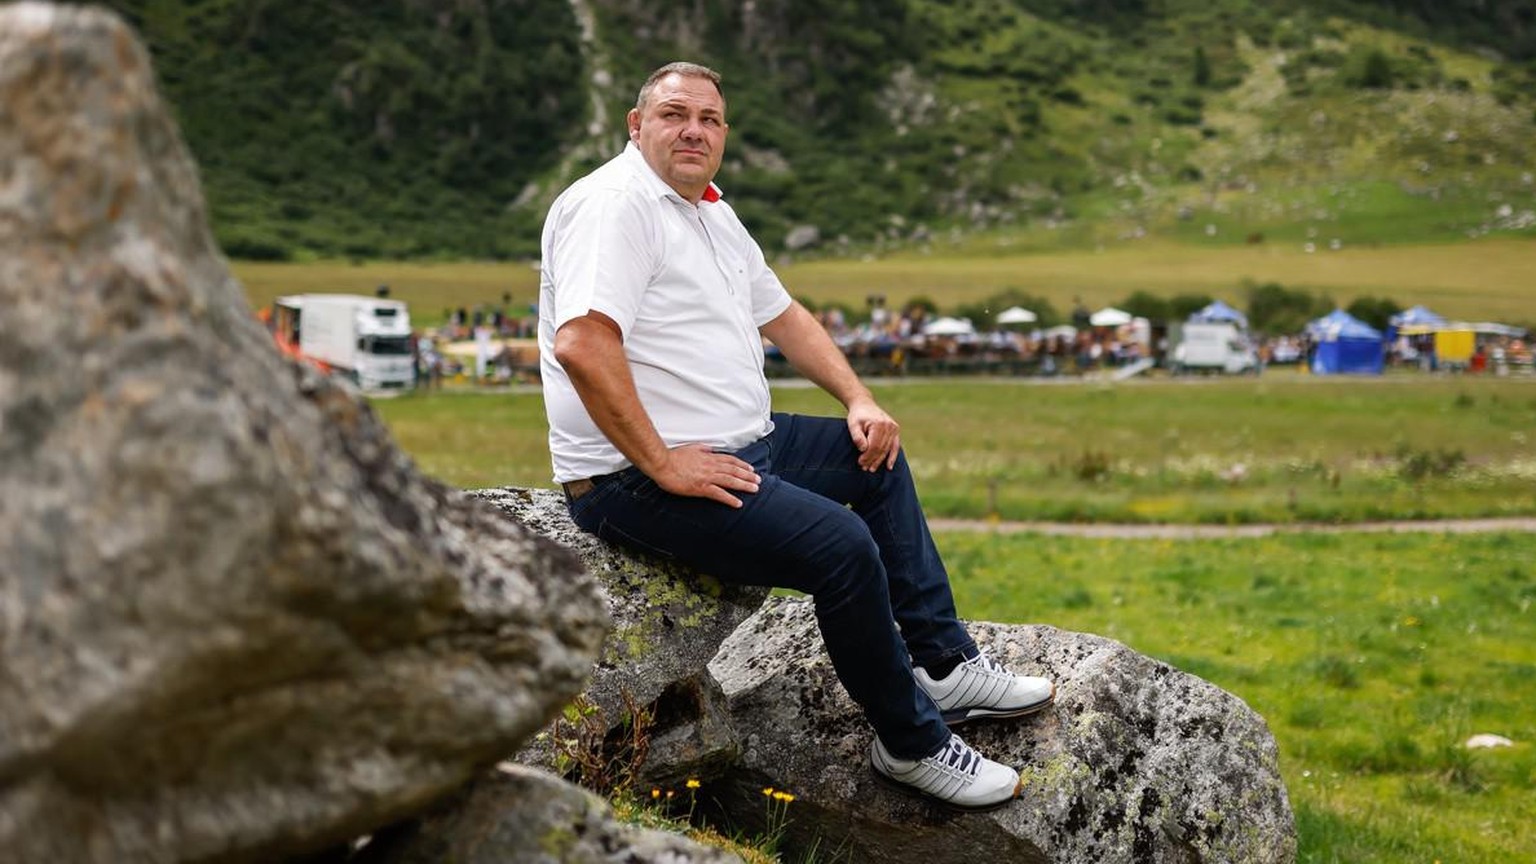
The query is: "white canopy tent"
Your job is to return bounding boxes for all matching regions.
[995,306,1038,325]
[1089,307,1133,327]
[923,316,976,336]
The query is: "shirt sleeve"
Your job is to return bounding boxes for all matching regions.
[546,189,657,339]
[743,227,793,327]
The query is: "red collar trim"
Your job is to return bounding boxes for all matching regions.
[702,183,722,203]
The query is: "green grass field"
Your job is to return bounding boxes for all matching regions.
[938,529,1536,863]
[358,329,1536,862]
[373,373,1536,525]
[234,235,1536,329]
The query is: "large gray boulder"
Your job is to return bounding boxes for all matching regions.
[472,488,768,786]
[0,6,609,862]
[706,597,1297,864]
[354,763,743,864]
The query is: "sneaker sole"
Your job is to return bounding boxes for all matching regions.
[870,765,1024,813]
[940,682,1056,727]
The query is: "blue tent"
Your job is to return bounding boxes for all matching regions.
[1306,308,1357,336]
[1389,305,1446,328]
[1307,310,1383,375]
[1189,300,1248,327]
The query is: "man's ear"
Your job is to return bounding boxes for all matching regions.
[626,108,641,142]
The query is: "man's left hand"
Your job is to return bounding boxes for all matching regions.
[847,398,901,471]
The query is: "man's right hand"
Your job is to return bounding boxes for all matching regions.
[653,443,761,508]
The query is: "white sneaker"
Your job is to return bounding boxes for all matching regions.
[915,652,1055,725]
[870,733,1021,812]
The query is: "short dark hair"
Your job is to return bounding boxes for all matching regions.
[635,61,724,112]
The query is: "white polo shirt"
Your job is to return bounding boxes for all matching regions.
[539,143,793,483]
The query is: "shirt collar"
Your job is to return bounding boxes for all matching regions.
[624,142,723,204]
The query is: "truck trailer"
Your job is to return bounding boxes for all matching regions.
[270,294,415,391]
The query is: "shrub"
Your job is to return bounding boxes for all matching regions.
[547,691,655,797]
[1340,47,1396,89]
[1397,445,1465,481]
[1073,450,1113,483]
[218,226,293,262]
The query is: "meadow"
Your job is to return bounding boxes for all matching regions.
[373,373,1536,525]
[232,235,1536,329]
[365,377,1536,862]
[939,530,1536,863]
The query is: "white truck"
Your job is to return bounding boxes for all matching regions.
[1171,321,1260,375]
[270,294,415,391]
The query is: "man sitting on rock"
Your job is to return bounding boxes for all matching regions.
[537,60,1056,812]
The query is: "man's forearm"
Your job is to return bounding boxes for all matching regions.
[761,299,902,470]
[762,301,874,408]
[554,316,671,477]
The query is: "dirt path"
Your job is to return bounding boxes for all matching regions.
[926,516,1536,539]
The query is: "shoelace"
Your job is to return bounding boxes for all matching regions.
[935,736,980,777]
[968,652,1011,678]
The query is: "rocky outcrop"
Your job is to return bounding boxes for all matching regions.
[472,488,769,785]
[0,6,608,862]
[354,763,742,864]
[706,597,1297,864]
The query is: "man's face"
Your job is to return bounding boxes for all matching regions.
[627,73,728,202]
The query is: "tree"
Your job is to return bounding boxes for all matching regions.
[904,295,941,316]
[1169,293,1216,321]
[1119,290,1171,322]
[953,288,1060,328]
[1247,282,1331,335]
[1193,45,1212,88]
[1346,296,1403,331]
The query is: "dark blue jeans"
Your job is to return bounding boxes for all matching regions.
[567,412,975,759]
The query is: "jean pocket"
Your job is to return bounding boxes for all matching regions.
[595,518,677,560]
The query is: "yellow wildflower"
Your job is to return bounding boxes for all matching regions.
[686,779,701,789]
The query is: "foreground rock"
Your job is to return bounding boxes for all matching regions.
[355,764,742,864]
[473,488,769,785]
[0,6,608,862]
[707,597,1296,864]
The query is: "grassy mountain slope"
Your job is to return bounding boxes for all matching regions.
[110,0,587,259]
[107,0,1536,261]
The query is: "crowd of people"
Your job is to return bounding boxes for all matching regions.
[787,302,1531,379]
[400,298,1530,387]
[409,300,542,388]
[795,300,1157,378]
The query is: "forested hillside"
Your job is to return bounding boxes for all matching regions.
[106,0,1536,260]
